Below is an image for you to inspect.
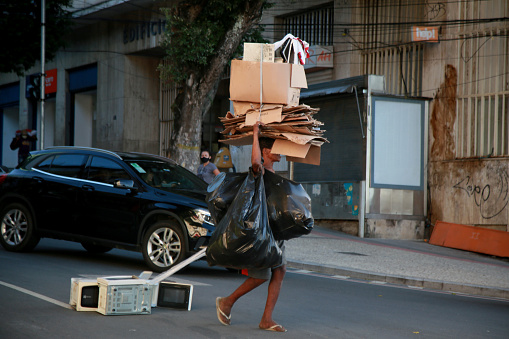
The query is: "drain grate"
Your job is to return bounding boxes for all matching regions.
[336,251,368,256]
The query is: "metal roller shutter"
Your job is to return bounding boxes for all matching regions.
[294,93,365,182]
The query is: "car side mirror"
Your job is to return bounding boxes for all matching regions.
[113,179,136,190]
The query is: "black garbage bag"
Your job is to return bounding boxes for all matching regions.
[263,170,314,240]
[207,169,314,242]
[206,171,248,226]
[206,169,282,269]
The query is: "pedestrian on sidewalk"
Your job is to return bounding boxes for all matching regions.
[215,121,287,333]
[10,129,37,164]
[197,150,220,184]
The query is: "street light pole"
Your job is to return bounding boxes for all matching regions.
[40,0,46,150]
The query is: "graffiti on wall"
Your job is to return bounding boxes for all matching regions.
[343,183,358,216]
[453,170,509,219]
[425,2,446,21]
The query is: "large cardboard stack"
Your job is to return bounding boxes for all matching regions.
[219,43,327,165]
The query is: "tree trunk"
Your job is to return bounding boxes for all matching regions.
[169,0,265,173]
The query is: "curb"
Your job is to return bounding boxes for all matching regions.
[287,260,509,300]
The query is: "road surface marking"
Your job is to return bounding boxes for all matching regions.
[0,280,72,309]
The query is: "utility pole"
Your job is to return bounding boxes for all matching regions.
[40,0,46,150]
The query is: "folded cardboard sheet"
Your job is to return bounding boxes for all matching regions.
[273,140,321,166]
[231,102,284,125]
[219,103,327,165]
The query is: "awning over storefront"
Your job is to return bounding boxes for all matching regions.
[300,75,367,99]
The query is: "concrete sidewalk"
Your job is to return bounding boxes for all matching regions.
[285,227,509,300]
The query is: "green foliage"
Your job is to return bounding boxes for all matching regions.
[0,0,73,75]
[159,0,271,84]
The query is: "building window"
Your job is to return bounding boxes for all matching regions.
[359,0,426,97]
[281,3,334,45]
[456,1,509,157]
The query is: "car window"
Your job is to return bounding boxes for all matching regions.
[22,152,51,170]
[34,154,88,178]
[87,156,131,184]
[128,160,207,191]
[35,155,54,172]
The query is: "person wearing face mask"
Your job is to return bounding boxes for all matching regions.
[10,129,37,164]
[197,150,220,184]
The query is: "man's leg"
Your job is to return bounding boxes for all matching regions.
[259,265,287,331]
[217,277,267,324]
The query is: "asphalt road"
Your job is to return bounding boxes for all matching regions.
[1,239,508,339]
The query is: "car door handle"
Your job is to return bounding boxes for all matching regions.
[33,176,44,184]
[81,185,95,191]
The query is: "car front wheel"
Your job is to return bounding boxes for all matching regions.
[142,221,186,272]
[0,203,40,252]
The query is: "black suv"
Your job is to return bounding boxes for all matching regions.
[0,147,214,272]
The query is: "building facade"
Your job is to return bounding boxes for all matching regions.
[0,0,171,170]
[258,0,509,237]
[1,0,507,238]
[348,0,508,234]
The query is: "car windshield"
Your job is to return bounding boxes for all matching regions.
[127,160,207,191]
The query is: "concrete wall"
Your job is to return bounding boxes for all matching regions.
[95,54,125,151]
[428,159,509,231]
[122,55,160,153]
[423,1,509,232]
[1,106,19,168]
[74,93,94,147]
[366,219,425,240]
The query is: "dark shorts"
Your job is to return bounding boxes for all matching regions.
[247,241,286,280]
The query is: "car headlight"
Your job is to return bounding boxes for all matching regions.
[192,208,213,226]
[186,208,214,238]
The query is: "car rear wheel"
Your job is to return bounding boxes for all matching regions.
[142,221,186,272]
[0,203,40,252]
[81,242,113,254]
